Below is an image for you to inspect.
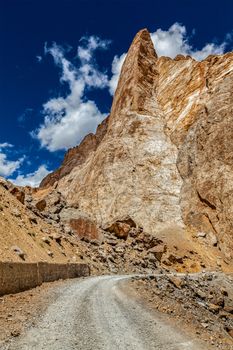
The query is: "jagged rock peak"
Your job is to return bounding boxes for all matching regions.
[110,28,158,117]
[40,29,158,188]
[127,28,157,59]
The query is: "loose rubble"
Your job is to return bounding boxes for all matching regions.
[131,272,233,350]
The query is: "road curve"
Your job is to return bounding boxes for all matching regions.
[4,275,208,350]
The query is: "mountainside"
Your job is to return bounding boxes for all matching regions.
[0,178,79,263]
[38,28,233,268]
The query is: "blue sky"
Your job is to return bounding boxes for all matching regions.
[1,0,233,186]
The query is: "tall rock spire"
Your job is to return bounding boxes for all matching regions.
[111,29,158,117]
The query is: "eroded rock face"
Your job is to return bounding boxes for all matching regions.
[40,28,233,260]
[54,29,184,234]
[177,73,233,259]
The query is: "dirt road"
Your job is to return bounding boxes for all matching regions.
[2,275,208,350]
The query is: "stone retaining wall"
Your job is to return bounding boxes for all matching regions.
[0,262,90,296]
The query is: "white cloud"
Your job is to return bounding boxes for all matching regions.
[0,143,13,149]
[109,23,230,95]
[11,165,50,187]
[108,53,126,95]
[190,43,226,61]
[0,143,24,177]
[77,36,111,63]
[36,55,42,63]
[33,37,110,152]
[151,23,227,60]
[0,144,49,186]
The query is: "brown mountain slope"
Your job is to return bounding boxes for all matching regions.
[0,178,81,263]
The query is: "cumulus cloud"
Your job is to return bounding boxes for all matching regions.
[151,23,227,60]
[109,23,231,95]
[0,144,24,177]
[11,165,50,187]
[0,154,22,177]
[33,37,110,152]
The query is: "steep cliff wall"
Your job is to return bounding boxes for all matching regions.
[39,29,233,262]
[54,29,184,235]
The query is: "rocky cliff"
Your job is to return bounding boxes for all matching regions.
[39,28,233,265]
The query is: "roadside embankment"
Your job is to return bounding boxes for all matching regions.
[0,262,90,296]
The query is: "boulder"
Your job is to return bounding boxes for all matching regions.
[10,187,25,204]
[35,199,47,212]
[105,217,136,239]
[106,222,131,239]
[149,244,167,262]
[69,217,102,241]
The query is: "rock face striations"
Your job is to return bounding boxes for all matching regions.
[40,29,233,264]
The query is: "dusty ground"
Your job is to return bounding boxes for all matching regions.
[0,278,78,347]
[0,275,209,350]
[130,272,233,350]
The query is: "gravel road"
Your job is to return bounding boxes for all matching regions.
[3,275,208,350]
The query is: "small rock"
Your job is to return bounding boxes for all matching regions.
[27,231,36,237]
[196,232,206,238]
[11,208,21,218]
[225,327,233,338]
[167,254,183,264]
[208,303,221,313]
[115,246,125,254]
[11,246,26,260]
[106,239,118,246]
[195,289,207,299]
[11,330,20,337]
[208,232,218,247]
[220,287,228,296]
[90,239,101,246]
[29,216,37,224]
[224,306,233,314]
[201,322,209,329]
[53,234,62,244]
[42,237,50,245]
[149,245,167,262]
[169,276,184,289]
